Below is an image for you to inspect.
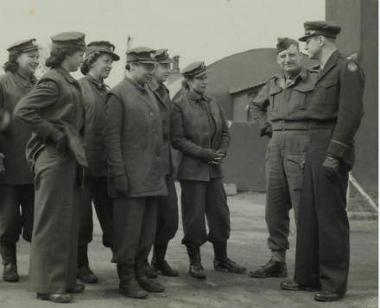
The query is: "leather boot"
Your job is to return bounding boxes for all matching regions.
[186,244,206,279]
[152,243,178,277]
[136,262,165,293]
[249,258,287,278]
[117,264,148,299]
[142,259,158,279]
[37,293,73,303]
[77,245,98,283]
[0,243,18,282]
[213,242,246,274]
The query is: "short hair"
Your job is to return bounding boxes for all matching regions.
[80,51,102,75]
[3,51,22,73]
[46,45,83,69]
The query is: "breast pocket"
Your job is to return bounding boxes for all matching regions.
[292,84,314,112]
[269,88,282,113]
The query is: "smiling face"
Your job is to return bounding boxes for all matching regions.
[90,53,114,79]
[188,73,208,95]
[17,50,39,75]
[154,62,171,83]
[130,62,156,84]
[276,44,302,75]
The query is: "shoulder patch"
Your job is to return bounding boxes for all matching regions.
[347,61,358,72]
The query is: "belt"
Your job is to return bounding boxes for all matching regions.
[272,120,336,131]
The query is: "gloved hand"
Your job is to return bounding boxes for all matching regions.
[322,155,340,179]
[55,134,69,155]
[113,175,128,196]
[0,153,5,180]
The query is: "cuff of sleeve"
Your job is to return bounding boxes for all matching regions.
[327,139,348,158]
[49,129,65,143]
[0,153,4,159]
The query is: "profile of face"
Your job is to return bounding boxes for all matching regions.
[17,50,39,75]
[130,62,156,84]
[154,63,171,83]
[276,44,302,74]
[90,53,114,79]
[304,36,323,60]
[65,50,85,72]
[188,74,208,95]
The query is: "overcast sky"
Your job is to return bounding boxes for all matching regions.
[0,0,325,85]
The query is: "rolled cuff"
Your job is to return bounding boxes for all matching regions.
[327,139,348,158]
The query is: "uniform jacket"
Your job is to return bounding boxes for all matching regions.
[252,68,318,135]
[79,75,108,177]
[148,79,173,176]
[307,50,365,167]
[105,77,167,198]
[170,89,230,182]
[14,68,87,168]
[0,72,36,184]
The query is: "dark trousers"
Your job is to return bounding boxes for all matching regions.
[294,129,350,296]
[180,178,230,247]
[29,146,79,293]
[265,131,308,255]
[112,197,157,266]
[78,175,113,250]
[0,184,34,247]
[154,175,178,246]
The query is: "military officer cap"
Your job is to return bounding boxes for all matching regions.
[126,47,156,64]
[182,61,207,78]
[154,49,173,64]
[7,38,38,53]
[276,37,299,53]
[299,21,341,41]
[86,41,120,61]
[51,31,86,49]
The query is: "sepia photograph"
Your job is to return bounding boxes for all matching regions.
[0,0,377,307]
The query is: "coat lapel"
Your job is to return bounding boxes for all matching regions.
[316,50,340,84]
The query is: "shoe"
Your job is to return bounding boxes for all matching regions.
[3,263,19,282]
[249,259,287,278]
[280,280,320,292]
[152,260,178,277]
[186,244,206,280]
[214,258,246,274]
[143,261,158,279]
[137,277,165,293]
[66,283,85,294]
[37,293,73,303]
[314,291,343,302]
[77,265,98,284]
[117,265,148,299]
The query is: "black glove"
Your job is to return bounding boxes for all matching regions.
[0,153,5,180]
[322,155,340,179]
[113,175,128,196]
[55,134,69,155]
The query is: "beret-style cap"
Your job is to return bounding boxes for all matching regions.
[7,38,38,53]
[126,47,156,64]
[299,21,341,42]
[154,49,172,64]
[86,41,120,61]
[51,31,86,49]
[182,61,207,78]
[276,37,299,53]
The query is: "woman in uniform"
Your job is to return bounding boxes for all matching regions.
[77,41,119,284]
[170,61,246,279]
[0,39,39,282]
[14,32,87,303]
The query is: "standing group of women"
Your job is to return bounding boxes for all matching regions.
[0,31,246,303]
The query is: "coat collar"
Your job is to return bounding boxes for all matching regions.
[56,67,78,85]
[126,77,149,94]
[10,71,36,89]
[317,50,341,83]
[187,89,210,103]
[85,74,107,91]
[274,67,308,89]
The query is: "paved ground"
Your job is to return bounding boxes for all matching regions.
[0,191,377,308]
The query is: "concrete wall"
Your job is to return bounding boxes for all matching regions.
[326,0,378,194]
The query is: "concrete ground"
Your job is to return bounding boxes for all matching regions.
[0,191,377,308]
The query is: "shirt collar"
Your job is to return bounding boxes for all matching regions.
[276,67,308,88]
[13,71,37,87]
[86,74,106,91]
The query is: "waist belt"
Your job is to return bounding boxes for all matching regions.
[272,120,336,131]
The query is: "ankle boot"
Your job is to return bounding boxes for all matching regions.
[135,262,165,293]
[186,244,206,279]
[213,242,246,274]
[0,243,18,282]
[117,264,148,299]
[152,243,178,277]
